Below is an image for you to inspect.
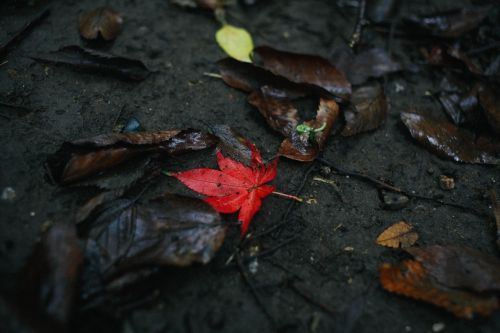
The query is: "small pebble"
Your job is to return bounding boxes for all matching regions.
[30,211,36,217]
[439,175,455,190]
[405,326,412,332]
[248,259,258,274]
[344,246,354,252]
[432,322,445,332]
[1,187,16,201]
[319,166,331,177]
[427,167,435,175]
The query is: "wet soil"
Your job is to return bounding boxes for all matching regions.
[0,0,499,332]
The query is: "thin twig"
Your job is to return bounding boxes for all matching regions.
[203,72,223,79]
[289,281,335,317]
[313,176,346,203]
[0,8,50,60]
[318,158,489,218]
[272,191,303,203]
[349,0,366,50]
[235,252,276,328]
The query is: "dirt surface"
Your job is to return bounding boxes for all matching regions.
[1,0,499,332]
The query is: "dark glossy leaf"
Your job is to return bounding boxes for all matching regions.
[400,112,498,164]
[380,260,498,319]
[47,129,217,184]
[406,245,500,293]
[478,83,500,135]
[84,194,225,279]
[422,45,482,75]
[404,6,490,38]
[331,47,401,85]
[15,223,83,331]
[79,7,123,41]
[253,46,352,100]
[32,45,151,81]
[342,83,388,136]
[210,125,252,166]
[217,57,334,100]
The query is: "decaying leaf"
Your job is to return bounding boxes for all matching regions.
[79,7,123,41]
[248,91,340,161]
[172,139,277,235]
[342,82,388,136]
[478,83,500,135]
[14,223,83,331]
[32,45,151,81]
[47,129,216,184]
[380,260,499,319]
[331,47,401,86]
[404,6,490,38]
[254,46,351,100]
[217,57,333,100]
[406,245,500,293]
[85,194,225,274]
[210,125,252,166]
[376,221,418,248]
[400,112,498,164]
[216,24,254,62]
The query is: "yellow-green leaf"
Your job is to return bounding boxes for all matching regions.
[215,24,253,62]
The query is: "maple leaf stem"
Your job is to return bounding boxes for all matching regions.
[271,191,303,203]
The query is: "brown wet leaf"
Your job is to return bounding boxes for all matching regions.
[217,57,333,100]
[400,112,498,164]
[84,194,225,278]
[380,260,499,319]
[211,125,253,166]
[248,90,340,162]
[376,221,418,248]
[478,83,500,135]
[15,223,83,331]
[331,47,401,85]
[79,7,123,41]
[421,45,482,75]
[406,245,500,293]
[341,83,388,136]
[253,46,352,100]
[32,45,151,81]
[47,129,217,184]
[404,6,490,38]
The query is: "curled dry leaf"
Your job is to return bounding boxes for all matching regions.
[404,6,490,38]
[32,45,151,81]
[406,245,500,293]
[79,7,123,41]
[47,129,216,184]
[15,223,83,331]
[84,194,225,278]
[331,47,401,86]
[253,46,351,100]
[341,82,388,136]
[376,221,418,248]
[380,260,499,319]
[400,112,498,164]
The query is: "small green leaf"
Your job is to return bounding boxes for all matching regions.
[215,24,253,62]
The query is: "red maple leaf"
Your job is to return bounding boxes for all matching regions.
[171,143,277,236]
